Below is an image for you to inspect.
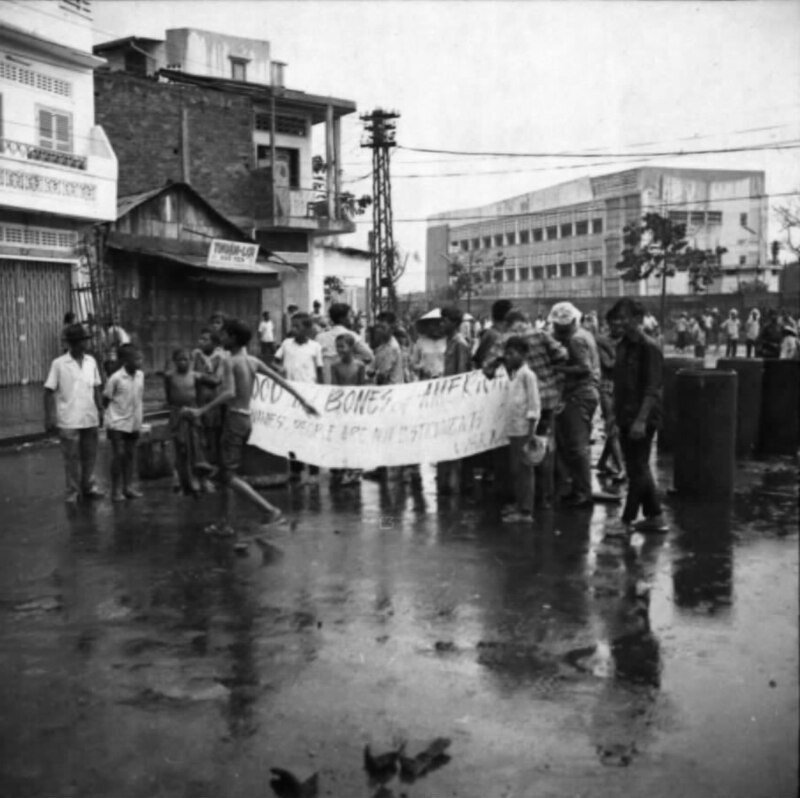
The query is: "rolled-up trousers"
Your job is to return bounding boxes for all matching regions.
[59,427,99,497]
[555,390,598,502]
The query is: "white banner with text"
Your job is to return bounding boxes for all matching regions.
[248,371,511,469]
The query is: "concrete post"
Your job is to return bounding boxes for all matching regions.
[716,358,764,456]
[760,360,800,455]
[325,104,335,220]
[658,356,704,451]
[673,370,737,498]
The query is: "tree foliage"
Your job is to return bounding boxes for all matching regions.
[773,193,800,260]
[313,156,371,218]
[616,212,727,293]
[442,249,506,303]
[324,275,345,298]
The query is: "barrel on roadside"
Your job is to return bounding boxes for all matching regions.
[760,359,800,455]
[659,357,705,451]
[673,369,737,498]
[716,358,763,456]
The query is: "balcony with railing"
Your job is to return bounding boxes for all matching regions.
[250,169,356,236]
[1,138,88,170]
[0,127,117,222]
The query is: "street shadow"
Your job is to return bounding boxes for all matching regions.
[671,500,734,615]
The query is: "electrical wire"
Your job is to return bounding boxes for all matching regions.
[340,121,800,167]
[344,189,800,225]
[397,141,800,160]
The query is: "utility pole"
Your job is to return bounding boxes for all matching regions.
[361,108,399,320]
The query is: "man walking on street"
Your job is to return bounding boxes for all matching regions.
[549,301,600,508]
[44,323,105,503]
[606,298,666,534]
[181,318,319,532]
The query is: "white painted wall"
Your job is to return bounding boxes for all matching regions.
[0,1,117,221]
[1,1,94,53]
[166,28,271,84]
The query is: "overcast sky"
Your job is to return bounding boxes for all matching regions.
[92,0,800,290]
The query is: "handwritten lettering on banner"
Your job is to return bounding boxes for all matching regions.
[248,371,511,469]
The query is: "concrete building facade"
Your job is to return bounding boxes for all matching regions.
[0,0,118,385]
[426,167,771,311]
[94,28,357,312]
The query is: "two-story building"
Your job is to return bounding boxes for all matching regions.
[93,27,358,320]
[0,0,117,385]
[426,167,771,316]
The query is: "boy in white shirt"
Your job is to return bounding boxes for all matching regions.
[257,310,275,363]
[274,313,323,482]
[501,335,541,523]
[104,344,145,501]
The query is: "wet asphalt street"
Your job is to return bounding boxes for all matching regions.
[0,440,797,798]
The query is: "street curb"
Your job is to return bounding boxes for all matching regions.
[0,410,170,450]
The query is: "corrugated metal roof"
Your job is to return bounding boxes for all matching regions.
[116,186,170,220]
[93,36,164,53]
[107,243,280,276]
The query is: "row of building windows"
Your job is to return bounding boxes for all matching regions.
[0,224,77,249]
[454,218,604,252]
[667,210,724,226]
[475,260,604,283]
[0,60,73,98]
[254,112,308,137]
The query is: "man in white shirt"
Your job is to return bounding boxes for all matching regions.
[274,313,324,482]
[257,310,275,363]
[315,302,373,383]
[44,323,105,503]
[274,313,324,384]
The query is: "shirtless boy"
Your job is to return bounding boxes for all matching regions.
[180,318,318,529]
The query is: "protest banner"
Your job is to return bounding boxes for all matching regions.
[248,370,511,469]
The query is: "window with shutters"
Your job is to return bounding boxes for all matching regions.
[230,58,248,82]
[37,107,72,153]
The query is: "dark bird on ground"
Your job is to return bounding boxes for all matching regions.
[398,737,452,781]
[269,768,318,798]
[364,744,400,782]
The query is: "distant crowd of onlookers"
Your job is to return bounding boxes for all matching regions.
[670,306,799,360]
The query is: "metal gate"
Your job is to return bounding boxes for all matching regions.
[0,259,72,386]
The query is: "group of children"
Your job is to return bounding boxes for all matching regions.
[98,322,229,502]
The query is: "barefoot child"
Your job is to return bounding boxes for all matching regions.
[501,335,541,524]
[330,333,365,487]
[192,328,225,477]
[164,348,214,495]
[180,318,319,534]
[104,343,144,501]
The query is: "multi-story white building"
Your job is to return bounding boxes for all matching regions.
[426,167,771,310]
[0,0,117,385]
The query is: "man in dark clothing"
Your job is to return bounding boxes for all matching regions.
[607,298,666,533]
[438,305,473,494]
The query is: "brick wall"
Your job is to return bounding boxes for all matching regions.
[94,72,256,227]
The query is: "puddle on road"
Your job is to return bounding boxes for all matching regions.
[0,452,797,798]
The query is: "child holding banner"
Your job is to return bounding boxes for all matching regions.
[274,313,324,484]
[330,333,366,487]
[501,336,541,524]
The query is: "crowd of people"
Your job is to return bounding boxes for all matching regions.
[44,293,721,539]
[670,306,799,360]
